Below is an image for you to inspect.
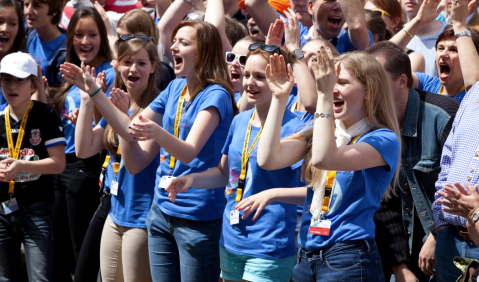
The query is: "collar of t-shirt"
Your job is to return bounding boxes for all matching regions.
[446,11,476,25]
[303,26,346,46]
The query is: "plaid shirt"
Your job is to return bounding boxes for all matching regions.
[433,82,479,228]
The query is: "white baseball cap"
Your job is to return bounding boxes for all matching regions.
[0,52,37,79]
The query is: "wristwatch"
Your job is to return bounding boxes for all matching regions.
[455,29,471,40]
[293,49,304,59]
[473,212,479,225]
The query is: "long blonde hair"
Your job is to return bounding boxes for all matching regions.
[292,52,401,198]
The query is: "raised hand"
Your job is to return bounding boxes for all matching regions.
[450,0,476,26]
[265,19,285,47]
[164,175,193,203]
[265,53,294,100]
[128,114,162,141]
[96,70,106,93]
[415,0,445,25]
[235,189,275,221]
[110,88,130,114]
[438,182,479,218]
[64,108,80,126]
[60,62,99,95]
[280,8,301,52]
[311,47,338,96]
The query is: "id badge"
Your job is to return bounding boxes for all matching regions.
[230,210,240,225]
[2,197,19,214]
[309,218,331,236]
[111,180,119,196]
[158,176,176,189]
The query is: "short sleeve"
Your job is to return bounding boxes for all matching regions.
[197,85,232,123]
[99,118,108,129]
[336,30,374,54]
[415,72,440,93]
[360,129,400,172]
[43,106,67,148]
[149,79,176,114]
[221,116,237,155]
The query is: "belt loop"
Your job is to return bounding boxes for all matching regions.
[319,249,323,261]
[364,239,371,253]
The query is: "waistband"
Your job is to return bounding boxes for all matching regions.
[299,238,377,259]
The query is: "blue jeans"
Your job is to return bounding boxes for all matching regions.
[292,239,384,282]
[435,225,479,282]
[146,203,222,282]
[0,202,55,282]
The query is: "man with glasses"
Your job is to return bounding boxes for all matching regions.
[244,0,373,53]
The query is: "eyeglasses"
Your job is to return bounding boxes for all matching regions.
[225,52,247,67]
[0,77,30,85]
[119,34,154,42]
[248,43,281,53]
[371,9,392,18]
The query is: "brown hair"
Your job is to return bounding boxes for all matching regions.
[366,0,405,34]
[436,25,479,54]
[225,16,248,47]
[30,0,63,25]
[292,52,401,199]
[237,35,265,46]
[103,39,161,153]
[0,0,24,53]
[365,10,393,42]
[52,7,112,114]
[117,9,159,47]
[171,21,238,115]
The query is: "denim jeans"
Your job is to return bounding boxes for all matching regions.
[146,203,222,282]
[0,202,55,282]
[435,225,479,282]
[292,239,384,282]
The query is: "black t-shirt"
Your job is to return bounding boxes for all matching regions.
[0,101,66,206]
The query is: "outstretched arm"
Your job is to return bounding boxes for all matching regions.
[204,0,233,53]
[340,0,370,50]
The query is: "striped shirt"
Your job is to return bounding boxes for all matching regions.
[433,81,479,228]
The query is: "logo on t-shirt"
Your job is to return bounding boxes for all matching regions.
[30,129,41,146]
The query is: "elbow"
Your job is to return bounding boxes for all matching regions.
[311,157,327,170]
[124,163,141,175]
[257,157,275,171]
[55,159,66,174]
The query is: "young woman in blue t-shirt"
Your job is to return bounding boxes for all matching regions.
[60,21,237,282]
[237,50,401,282]
[165,48,301,282]
[50,7,115,281]
[74,38,159,282]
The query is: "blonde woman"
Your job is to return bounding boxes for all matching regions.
[236,49,401,282]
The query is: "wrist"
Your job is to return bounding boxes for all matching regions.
[468,206,479,220]
[287,44,301,52]
[453,23,468,32]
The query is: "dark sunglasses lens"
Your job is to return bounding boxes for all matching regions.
[120,35,134,41]
[226,53,236,63]
[239,56,247,66]
[138,35,153,41]
[264,45,278,52]
[248,43,262,51]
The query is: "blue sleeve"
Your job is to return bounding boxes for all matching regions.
[336,30,374,54]
[221,116,237,155]
[149,81,173,114]
[197,85,232,123]
[99,117,108,129]
[361,129,400,172]
[415,72,440,93]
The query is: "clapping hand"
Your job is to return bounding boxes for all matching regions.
[438,182,479,219]
[60,62,99,95]
[265,19,284,47]
[265,53,294,100]
[280,8,301,52]
[311,46,338,96]
[110,88,130,114]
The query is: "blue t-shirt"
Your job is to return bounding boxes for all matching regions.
[149,78,234,221]
[61,61,115,154]
[415,72,466,102]
[99,112,159,228]
[28,34,67,78]
[298,129,400,250]
[220,108,302,259]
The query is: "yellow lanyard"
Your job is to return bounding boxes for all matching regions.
[290,101,298,114]
[235,111,263,202]
[439,85,465,99]
[322,132,367,211]
[113,146,121,175]
[5,101,34,194]
[169,83,203,175]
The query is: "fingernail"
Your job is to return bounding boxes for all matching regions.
[128,126,131,129]
[133,137,136,139]
[327,47,330,50]
[129,132,132,134]
[133,123,136,125]
[321,46,324,49]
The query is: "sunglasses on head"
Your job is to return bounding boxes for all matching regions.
[368,9,392,18]
[225,52,247,67]
[119,34,154,42]
[248,43,281,53]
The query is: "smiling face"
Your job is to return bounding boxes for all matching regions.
[73,16,101,67]
[120,48,155,95]
[24,0,54,29]
[333,66,367,127]
[171,26,197,78]
[0,74,35,107]
[229,39,251,93]
[309,0,344,39]
[243,54,271,106]
[436,37,463,87]
[0,7,18,58]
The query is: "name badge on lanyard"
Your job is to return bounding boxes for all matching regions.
[2,197,18,214]
[230,210,240,225]
[309,218,331,236]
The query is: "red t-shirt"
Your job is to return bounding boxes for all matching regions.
[61,0,143,29]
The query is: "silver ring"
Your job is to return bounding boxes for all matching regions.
[452,204,455,209]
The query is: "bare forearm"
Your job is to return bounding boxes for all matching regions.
[244,0,279,35]
[188,166,229,189]
[155,127,203,164]
[294,59,317,114]
[311,95,337,168]
[20,156,65,175]
[90,91,132,140]
[454,24,479,91]
[204,0,232,53]
[340,0,369,50]
[270,187,307,205]
[75,99,101,158]
[158,0,192,62]
[390,18,424,49]
[119,137,160,174]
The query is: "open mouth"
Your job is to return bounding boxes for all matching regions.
[174,57,183,68]
[439,62,450,79]
[80,47,92,56]
[128,75,140,83]
[333,100,344,111]
[231,70,241,81]
[0,35,9,45]
[8,93,18,98]
[247,89,259,97]
[328,17,341,28]
[249,26,260,37]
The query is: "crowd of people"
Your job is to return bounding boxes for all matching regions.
[1,0,479,281]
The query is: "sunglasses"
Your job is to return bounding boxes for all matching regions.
[248,43,281,53]
[225,52,247,67]
[370,9,392,18]
[119,34,154,42]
